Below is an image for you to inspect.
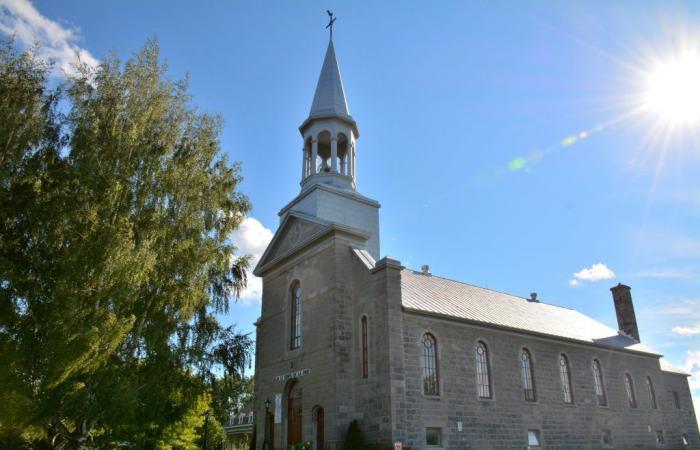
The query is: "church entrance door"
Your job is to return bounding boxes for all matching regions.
[287,381,302,447]
[267,411,275,450]
[313,406,324,450]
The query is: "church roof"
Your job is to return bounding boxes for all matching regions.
[659,359,691,376]
[308,40,352,120]
[400,269,660,356]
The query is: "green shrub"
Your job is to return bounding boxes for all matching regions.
[342,420,366,450]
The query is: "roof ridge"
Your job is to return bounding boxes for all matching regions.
[403,268,574,311]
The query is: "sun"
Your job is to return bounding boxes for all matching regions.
[644,51,700,125]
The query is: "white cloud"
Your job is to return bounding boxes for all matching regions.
[569,263,615,287]
[678,351,700,429]
[635,267,696,279]
[641,298,700,320]
[672,325,700,336]
[0,0,98,77]
[230,217,273,305]
[633,227,700,261]
[684,350,700,390]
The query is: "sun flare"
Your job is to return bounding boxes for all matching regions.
[644,51,700,125]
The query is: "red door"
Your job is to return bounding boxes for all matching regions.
[287,382,302,446]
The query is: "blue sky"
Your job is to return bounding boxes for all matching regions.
[2,0,700,415]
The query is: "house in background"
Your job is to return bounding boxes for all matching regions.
[223,403,255,450]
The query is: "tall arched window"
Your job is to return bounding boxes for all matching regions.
[290,282,302,350]
[625,373,637,408]
[361,316,369,379]
[559,354,574,404]
[592,359,607,406]
[475,341,492,399]
[646,376,657,409]
[421,333,439,395]
[521,348,536,401]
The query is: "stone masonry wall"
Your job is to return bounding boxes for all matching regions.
[394,310,699,450]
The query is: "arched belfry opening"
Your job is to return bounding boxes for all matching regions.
[317,130,332,172]
[337,132,349,176]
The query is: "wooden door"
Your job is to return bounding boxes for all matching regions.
[314,407,324,450]
[287,382,302,446]
[267,412,275,450]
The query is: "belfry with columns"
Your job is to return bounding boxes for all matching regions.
[299,38,358,191]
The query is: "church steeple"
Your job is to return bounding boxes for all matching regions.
[279,15,380,260]
[299,26,359,192]
[308,41,352,121]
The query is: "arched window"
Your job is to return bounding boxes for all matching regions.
[592,359,607,406]
[290,282,302,350]
[646,376,657,409]
[559,354,574,404]
[361,316,369,379]
[521,349,536,401]
[475,341,492,399]
[625,373,637,408]
[421,333,439,395]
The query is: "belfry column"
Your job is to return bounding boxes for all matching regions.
[330,137,338,172]
[311,139,318,174]
[301,148,307,179]
[348,143,354,178]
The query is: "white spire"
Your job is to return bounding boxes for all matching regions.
[308,40,351,119]
[298,31,359,193]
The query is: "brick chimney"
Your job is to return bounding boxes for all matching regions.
[610,283,640,342]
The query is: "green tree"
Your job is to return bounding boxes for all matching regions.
[0,37,253,448]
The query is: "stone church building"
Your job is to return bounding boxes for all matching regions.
[253,35,699,450]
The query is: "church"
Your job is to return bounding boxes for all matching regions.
[253,27,699,450]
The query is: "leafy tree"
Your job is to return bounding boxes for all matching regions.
[0,37,253,449]
[211,375,254,425]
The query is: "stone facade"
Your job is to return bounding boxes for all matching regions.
[253,34,699,450]
[254,230,699,449]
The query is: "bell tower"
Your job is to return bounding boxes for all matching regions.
[299,38,358,192]
[277,30,380,259]
[254,19,386,450]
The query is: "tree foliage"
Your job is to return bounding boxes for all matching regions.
[0,37,253,449]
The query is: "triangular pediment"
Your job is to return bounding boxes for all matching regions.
[253,213,329,276]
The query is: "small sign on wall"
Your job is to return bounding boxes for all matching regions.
[273,368,311,382]
[274,394,282,424]
[457,421,463,432]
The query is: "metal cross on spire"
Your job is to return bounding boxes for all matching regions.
[325,10,336,41]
